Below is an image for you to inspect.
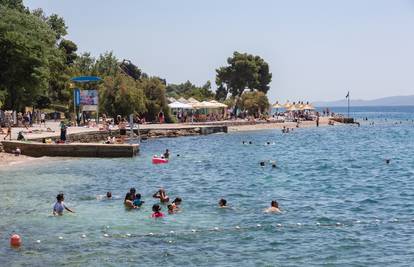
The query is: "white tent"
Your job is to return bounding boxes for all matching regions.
[168,101,193,109]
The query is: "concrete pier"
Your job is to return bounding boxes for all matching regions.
[1,141,139,158]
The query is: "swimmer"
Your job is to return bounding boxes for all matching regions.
[385,159,391,164]
[163,149,170,159]
[218,198,228,208]
[96,191,113,200]
[264,200,281,213]
[167,204,175,214]
[260,161,265,167]
[129,188,137,200]
[176,154,180,157]
[266,141,270,145]
[248,141,252,144]
[124,192,136,209]
[172,197,182,211]
[271,163,277,168]
[242,141,246,144]
[151,204,164,218]
[133,193,145,207]
[153,188,170,203]
[53,193,74,216]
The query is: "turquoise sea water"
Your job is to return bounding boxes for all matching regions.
[1,106,414,266]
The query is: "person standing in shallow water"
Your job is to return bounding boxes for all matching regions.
[53,193,74,216]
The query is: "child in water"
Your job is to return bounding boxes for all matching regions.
[153,188,170,203]
[167,204,175,214]
[133,193,145,207]
[172,197,182,211]
[152,204,164,218]
[53,193,74,216]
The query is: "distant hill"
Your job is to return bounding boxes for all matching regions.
[314,95,414,107]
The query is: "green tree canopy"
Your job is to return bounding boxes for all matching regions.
[240,91,270,117]
[166,80,214,101]
[94,51,119,77]
[141,77,170,121]
[216,51,272,99]
[0,0,26,12]
[0,6,57,110]
[99,73,146,117]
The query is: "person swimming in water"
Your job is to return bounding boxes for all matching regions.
[53,193,74,216]
[151,204,164,218]
[153,188,170,203]
[167,204,175,214]
[171,197,182,211]
[124,192,136,209]
[133,193,145,207]
[260,161,265,167]
[264,200,281,213]
[218,198,228,208]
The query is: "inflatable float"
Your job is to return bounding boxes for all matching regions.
[152,156,168,164]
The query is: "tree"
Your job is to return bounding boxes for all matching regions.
[46,14,67,40]
[0,0,25,12]
[0,7,57,110]
[73,52,96,75]
[166,80,215,100]
[216,51,272,111]
[240,91,269,117]
[215,84,228,101]
[35,95,51,109]
[94,51,119,77]
[59,39,78,65]
[119,60,141,80]
[141,77,170,122]
[99,73,146,117]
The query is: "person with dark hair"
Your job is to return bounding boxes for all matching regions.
[151,204,164,218]
[133,193,144,207]
[163,149,170,159]
[218,198,228,208]
[264,200,281,213]
[53,193,74,216]
[124,192,135,209]
[172,197,182,211]
[167,204,175,214]
[153,188,169,203]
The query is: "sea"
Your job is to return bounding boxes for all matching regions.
[0,106,413,266]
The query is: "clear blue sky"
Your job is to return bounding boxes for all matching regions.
[24,0,414,102]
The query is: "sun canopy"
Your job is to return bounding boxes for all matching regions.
[208,100,227,108]
[71,76,102,83]
[273,102,283,108]
[168,101,193,109]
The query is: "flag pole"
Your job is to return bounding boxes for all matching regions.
[347,91,350,119]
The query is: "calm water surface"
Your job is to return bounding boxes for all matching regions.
[1,107,414,266]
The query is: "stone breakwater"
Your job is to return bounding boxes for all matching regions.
[28,125,228,143]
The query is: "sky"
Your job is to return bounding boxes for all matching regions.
[24,0,414,102]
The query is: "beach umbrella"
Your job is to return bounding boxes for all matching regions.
[303,104,315,110]
[178,97,189,104]
[208,100,227,108]
[283,101,292,109]
[272,102,283,108]
[168,101,193,109]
